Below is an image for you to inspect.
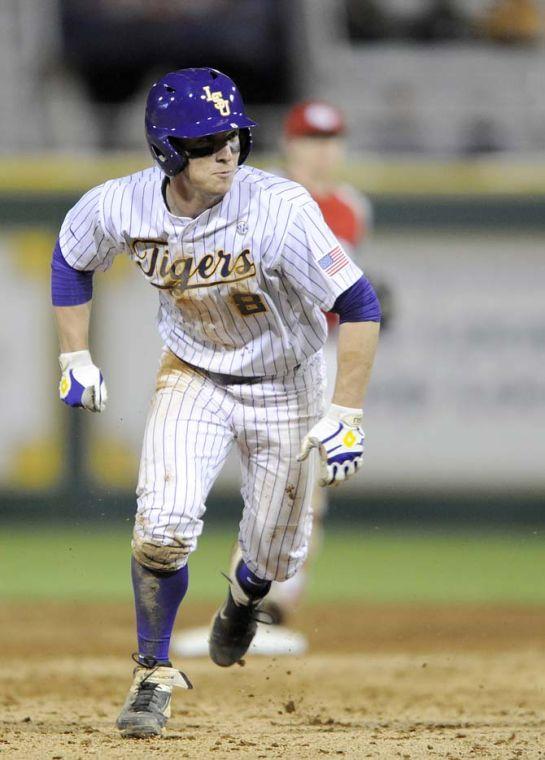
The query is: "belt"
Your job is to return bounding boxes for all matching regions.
[205,363,300,386]
[204,369,266,386]
[183,359,265,386]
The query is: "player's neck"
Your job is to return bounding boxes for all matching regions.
[166,178,224,219]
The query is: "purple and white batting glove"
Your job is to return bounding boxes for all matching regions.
[297,403,365,487]
[59,350,107,413]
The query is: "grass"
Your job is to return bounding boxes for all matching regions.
[1,524,544,604]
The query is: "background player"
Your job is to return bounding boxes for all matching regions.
[51,68,381,739]
[282,99,372,257]
[261,100,375,631]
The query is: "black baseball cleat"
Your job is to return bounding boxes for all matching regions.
[116,654,192,738]
[209,588,261,667]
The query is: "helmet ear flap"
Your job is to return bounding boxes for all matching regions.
[165,138,189,174]
[150,143,168,166]
[238,128,252,165]
[148,138,187,176]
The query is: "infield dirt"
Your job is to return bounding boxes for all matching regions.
[1,602,544,759]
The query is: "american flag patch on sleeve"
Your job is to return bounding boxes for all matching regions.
[318,246,349,276]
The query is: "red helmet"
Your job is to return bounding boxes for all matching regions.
[283,100,345,138]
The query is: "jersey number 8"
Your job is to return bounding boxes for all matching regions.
[232,292,267,316]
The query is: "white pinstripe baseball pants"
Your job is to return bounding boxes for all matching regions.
[132,349,325,580]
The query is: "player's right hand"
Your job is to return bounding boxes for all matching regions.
[59,350,107,412]
[297,403,365,487]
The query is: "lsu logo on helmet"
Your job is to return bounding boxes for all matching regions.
[202,85,231,116]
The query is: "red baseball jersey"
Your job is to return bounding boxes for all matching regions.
[314,186,370,252]
[313,186,372,328]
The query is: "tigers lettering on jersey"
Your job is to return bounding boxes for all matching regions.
[128,238,256,295]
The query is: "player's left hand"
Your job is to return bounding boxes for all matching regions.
[297,403,365,487]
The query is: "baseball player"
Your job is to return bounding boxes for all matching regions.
[51,68,381,739]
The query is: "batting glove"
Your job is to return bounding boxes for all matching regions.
[297,403,365,487]
[59,350,107,413]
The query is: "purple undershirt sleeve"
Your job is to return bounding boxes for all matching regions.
[331,274,381,323]
[51,239,94,306]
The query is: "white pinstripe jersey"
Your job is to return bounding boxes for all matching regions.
[59,164,363,377]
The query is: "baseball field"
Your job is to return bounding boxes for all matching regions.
[1,525,544,759]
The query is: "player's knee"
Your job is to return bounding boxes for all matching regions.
[131,533,195,572]
[270,564,299,583]
[248,553,306,583]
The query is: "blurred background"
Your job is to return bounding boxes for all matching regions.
[1,0,544,606]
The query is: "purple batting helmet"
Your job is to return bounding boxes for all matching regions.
[145,67,257,176]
